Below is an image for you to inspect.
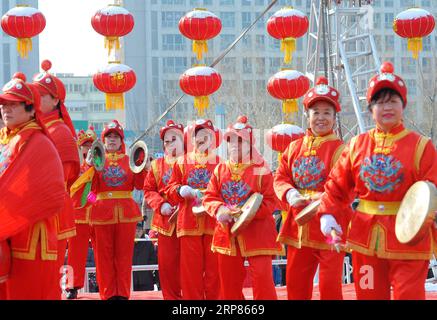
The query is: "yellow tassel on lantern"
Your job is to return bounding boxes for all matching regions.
[407,37,422,60]
[17,38,32,59]
[105,93,124,110]
[194,95,209,116]
[280,37,296,64]
[192,40,208,61]
[282,99,298,124]
[104,37,121,55]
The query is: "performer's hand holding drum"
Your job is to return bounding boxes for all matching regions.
[295,197,323,226]
[230,193,263,235]
[395,181,437,245]
[0,240,11,284]
[168,206,180,225]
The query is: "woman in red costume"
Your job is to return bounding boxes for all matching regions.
[202,115,283,300]
[33,60,80,298]
[66,127,97,299]
[274,76,350,300]
[81,120,145,300]
[143,120,184,300]
[165,119,221,300]
[318,62,437,300]
[0,73,65,300]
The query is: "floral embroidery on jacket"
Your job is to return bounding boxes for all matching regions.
[221,180,251,207]
[103,165,127,187]
[292,156,326,190]
[360,154,404,193]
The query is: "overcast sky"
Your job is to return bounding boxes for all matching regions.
[38,0,113,76]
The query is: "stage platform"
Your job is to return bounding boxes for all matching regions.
[64,283,437,300]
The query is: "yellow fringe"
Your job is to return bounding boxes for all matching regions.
[105,93,124,110]
[407,37,422,60]
[280,37,296,64]
[104,36,121,56]
[17,38,32,59]
[192,40,208,61]
[194,95,209,116]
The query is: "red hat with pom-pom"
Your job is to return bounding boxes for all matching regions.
[102,120,124,140]
[223,115,255,144]
[33,59,77,138]
[367,61,407,106]
[0,73,53,136]
[303,76,341,112]
[77,126,97,147]
[32,59,66,101]
[159,119,184,140]
[0,73,37,105]
[102,120,125,153]
[184,119,222,151]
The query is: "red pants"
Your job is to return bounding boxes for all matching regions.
[0,283,6,300]
[5,244,60,300]
[158,232,182,300]
[93,223,136,300]
[66,224,94,290]
[352,252,429,300]
[217,246,277,300]
[286,246,344,300]
[180,235,219,300]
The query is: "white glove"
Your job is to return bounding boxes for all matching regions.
[216,206,234,224]
[320,214,343,237]
[85,149,93,166]
[179,185,196,199]
[160,203,173,216]
[286,189,307,207]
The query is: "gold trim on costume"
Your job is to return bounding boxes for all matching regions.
[414,135,430,174]
[356,199,401,216]
[96,191,133,200]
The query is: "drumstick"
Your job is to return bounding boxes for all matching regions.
[330,229,341,253]
[168,206,179,224]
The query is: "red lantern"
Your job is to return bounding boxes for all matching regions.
[267,7,309,64]
[179,66,222,116]
[93,62,136,110]
[1,5,46,58]
[393,8,435,59]
[179,8,222,60]
[91,4,134,55]
[265,124,304,153]
[267,69,310,121]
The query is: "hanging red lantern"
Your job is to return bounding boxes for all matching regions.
[393,8,435,60]
[93,62,136,110]
[267,69,310,121]
[265,124,305,153]
[1,5,46,58]
[267,6,309,64]
[179,8,222,60]
[179,66,222,116]
[91,4,135,55]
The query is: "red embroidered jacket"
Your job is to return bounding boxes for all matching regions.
[165,152,221,237]
[143,156,179,236]
[319,124,437,260]
[274,130,350,250]
[203,161,284,257]
[89,152,144,225]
